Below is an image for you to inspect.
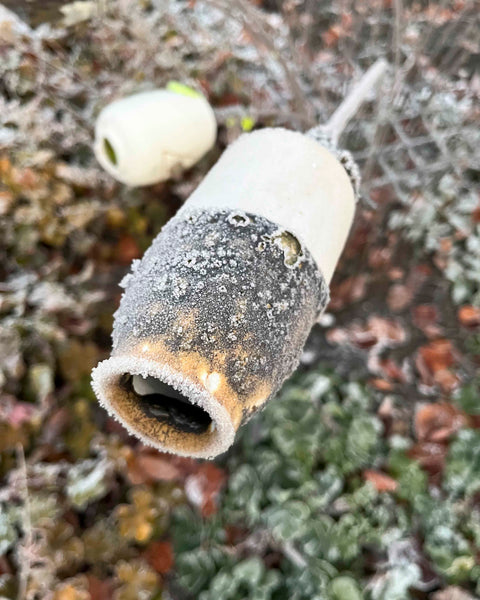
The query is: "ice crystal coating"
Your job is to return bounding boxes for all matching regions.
[93,208,329,457]
[113,209,327,408]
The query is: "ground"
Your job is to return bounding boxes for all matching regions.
[0,1,480,599]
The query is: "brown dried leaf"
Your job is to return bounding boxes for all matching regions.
[458,305,480,328]
[415,402,467,443]
[378,358,407,382]
[127,450,181,485]
[369,378,394,391]
[364,469,398,492]
[185,463,226,517]
[144,540,174,574]
[408,441,447,476]
[86,576,113,600]
[419,339,456,373]
[116,234,141,265]
[329,275,368,312]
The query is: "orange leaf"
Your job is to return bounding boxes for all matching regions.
[378,358,406,382]
[370,378,393,391]
[136,453,181,481]
[364,469,398,492]
[415,402,467,443]
[329,275,367,312]
[322,25,341,47]
[145,541,174,574]
[419,339,455,374]
[185,463,226,517]
[127,450,181,485]
[458,305,480,328]
[86,576,113,600]
[433,368,460,392]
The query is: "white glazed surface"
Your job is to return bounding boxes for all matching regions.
[94,89,217,186]
[180,128,355,283]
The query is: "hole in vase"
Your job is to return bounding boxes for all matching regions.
[103,138,118,166]
[122,374,212,434]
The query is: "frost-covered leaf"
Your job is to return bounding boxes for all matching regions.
[0,507,17,555]
[66,459,110,509]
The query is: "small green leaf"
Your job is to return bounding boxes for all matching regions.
[329,576,363,600]
[241,116,255,132]
[166,81,202,98]
[103,137,117,165]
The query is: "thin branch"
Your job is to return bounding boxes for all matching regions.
[207,0,312,126]
[16,444,32,600]
[321,58,389,143]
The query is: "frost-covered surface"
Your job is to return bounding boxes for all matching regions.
[1,0,480,598]
[92,208,327,457]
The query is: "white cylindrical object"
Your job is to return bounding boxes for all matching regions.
[94,89,217,186]
[179,128,355,282]
[92,127,356,458]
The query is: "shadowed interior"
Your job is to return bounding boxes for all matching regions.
[121,374,212,434]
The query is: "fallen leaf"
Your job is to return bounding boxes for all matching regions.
[225,525,249,546]
[415,402,467,443]
[322,24,341,47]
[458,305,480,328]
[6,401,37,427]
[86,576,113,600]
[0,556,11,575]
[329,275,368,312]
[408,441,447,476]
[377,396,395,425]
[144,540,174,574]
[364,317,406,345]
[369,247,393,269]
[116,234,141,265]
[370,378,394,391]
[127,450,181,485]
[351,330,379,349]
[364,469,398,492]
[419,339,455,373]
[327,317,406,351]
[433,368,460,392]
[378,358,407,382]
[185,463,226,517]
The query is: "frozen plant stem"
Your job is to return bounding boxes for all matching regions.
[316,58,389,144]
[16,444,32,600]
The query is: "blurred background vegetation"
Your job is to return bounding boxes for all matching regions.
[0,0,479,598]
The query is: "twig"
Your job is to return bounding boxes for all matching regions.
[315,58,389,144]
[16,444,32,600]
[281,541,308,569]
[207,0,312,125]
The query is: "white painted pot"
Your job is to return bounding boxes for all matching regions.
[180,128,355,283]
[94,88,217,186]
[92,127,356,458]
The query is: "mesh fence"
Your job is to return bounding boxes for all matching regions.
[201,0,480,207]
[306,1,479,205]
